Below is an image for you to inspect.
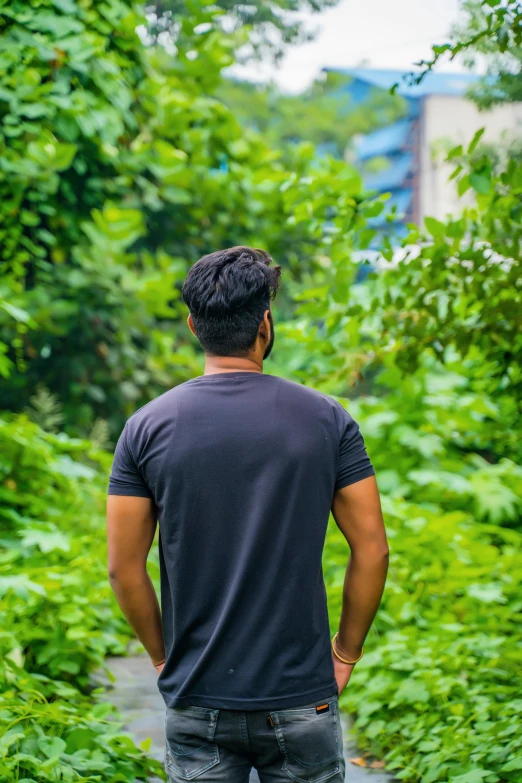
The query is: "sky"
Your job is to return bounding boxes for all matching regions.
[231,0,467,93]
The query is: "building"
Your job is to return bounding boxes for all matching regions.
[325,68,522,233]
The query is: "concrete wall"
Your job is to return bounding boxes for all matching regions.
[418,95,522,221]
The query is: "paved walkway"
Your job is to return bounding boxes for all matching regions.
[101,655,392,783]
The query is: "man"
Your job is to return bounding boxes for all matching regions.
[107,246,388,783]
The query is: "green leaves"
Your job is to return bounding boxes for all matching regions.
[389,678,430,707]
[19,527,70,554]
[296,270,522,782]
[0,302,31,323]
[0,0,380,439]
[40,737,66,759]
[87,203,146,252]
[424,216,446,238]
[468,128,486,155]
[0,414,163,782]
[1,3,521,783]
[466,583,505,604]
[452,771,493,783]
[26,134,77,172]
[469,170,491,195]
[324,474,522,782]
[0,575,47,599]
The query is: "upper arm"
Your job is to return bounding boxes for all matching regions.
[106,422,156,574]
[331,406,387,552]
[107,421,153,499]
[107,495,157,575]
[331,474,387,553]
[334,405,375,493]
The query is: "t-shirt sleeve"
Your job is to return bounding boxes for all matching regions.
[107,422,153,498]
[334,406,375,492]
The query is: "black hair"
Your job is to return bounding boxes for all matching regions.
[182,246,281,357]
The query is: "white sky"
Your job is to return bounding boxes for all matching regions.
[231,0,466,93]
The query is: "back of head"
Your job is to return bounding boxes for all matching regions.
[182,246,281,357]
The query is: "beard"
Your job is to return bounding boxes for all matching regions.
[263,310,275,360]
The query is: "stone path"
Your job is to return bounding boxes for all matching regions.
[100,655,393,783]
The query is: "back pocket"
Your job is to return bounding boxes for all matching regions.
[165,705,220,781]
[271,698,342,783]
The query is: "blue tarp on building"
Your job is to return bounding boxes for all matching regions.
[324,67,480,233]
[355,119,412,160]
[324,67,480,101]
[363,152,413,191]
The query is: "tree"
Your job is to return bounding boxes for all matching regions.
[2,3,522,782]
[149,0,340,61]
[416,0,522,106]
[0,0,377,436]
[217,72,407,158]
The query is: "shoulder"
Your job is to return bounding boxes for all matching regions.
[269,375,329,402]
[268,375,354,428]
[124,383,190,434]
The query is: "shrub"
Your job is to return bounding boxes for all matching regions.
[0,414,163,782]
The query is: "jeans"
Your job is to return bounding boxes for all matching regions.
[164,695,345,782]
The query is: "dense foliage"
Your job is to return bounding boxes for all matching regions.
[1,0,521,781]
[280,20,522,781]
[150,0,340,61]
[418,0,522,106]
[0,0,380,438]
[218,73,407,158]
[320,365,522,782]
[0,415,163,781]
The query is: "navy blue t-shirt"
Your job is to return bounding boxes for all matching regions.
[108,371,375,710]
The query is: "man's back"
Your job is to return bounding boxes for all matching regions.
[108,371,374,709]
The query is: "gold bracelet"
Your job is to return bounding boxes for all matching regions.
[153,658,166,668]
[331,633,364,665]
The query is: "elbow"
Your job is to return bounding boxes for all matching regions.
[108,567,132,591]
[352,540,390,563]
[371,544,389,565]
[378,542,390,563]
[108,562,146,587]
[108,562,129,585]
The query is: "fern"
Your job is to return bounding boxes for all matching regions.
[89,418,111,451]
[25,385,64,433]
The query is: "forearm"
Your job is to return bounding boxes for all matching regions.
[336,546,388,658]
[109,567,165,666]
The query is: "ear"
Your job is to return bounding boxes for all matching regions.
[187,313,197,337]
[259,309,270,338]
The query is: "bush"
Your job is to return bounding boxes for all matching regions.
[0,414,163,782]
[325,498,522,782]
[0,0,378,437]
[2,1,521,781]
[319,365,522,783]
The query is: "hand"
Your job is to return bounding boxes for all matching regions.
[332,654,354,695]
[153,660,165,675]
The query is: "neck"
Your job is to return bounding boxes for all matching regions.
[203,355,263,375]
